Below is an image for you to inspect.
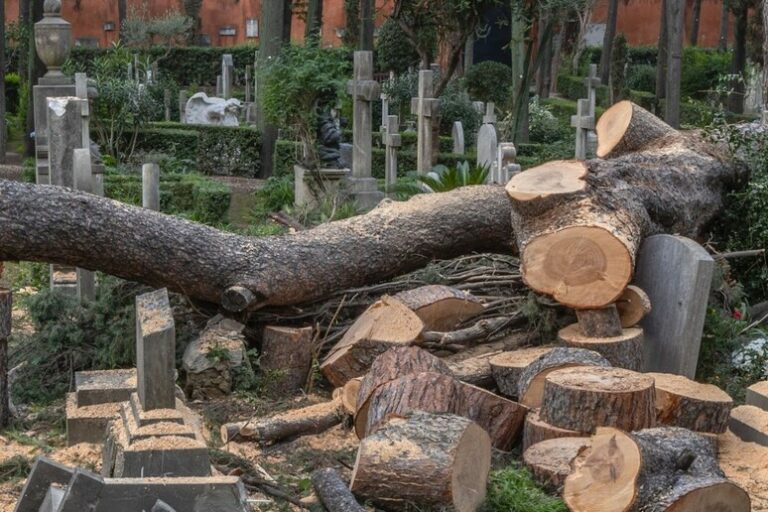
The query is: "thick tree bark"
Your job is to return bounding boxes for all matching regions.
[312,468,365,512]
[0,0,6,165]
[719,0,730,51]
[523,437,591,492]
[665,0,684,127]
[690,0,702,46]
[393,285,484,331]
[558,323,644,370]
[598,0,619,83]
[259,0,289,177]
[729,5,748,114]
[574,305,623,337]
[0,182,514,310]
[359,0,374,51]
[616,285,651,327]
[649,372,733,433]
[0,289,11,427]
[655,0,668,111]
[523,409,582,452]
[457,382,527,451]
[259,326,314,392]
[489,346,555,398]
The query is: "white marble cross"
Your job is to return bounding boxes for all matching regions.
[584,63,601,116]
[571,98,595,160]
[410,70,440,175]
[346,51,381,179]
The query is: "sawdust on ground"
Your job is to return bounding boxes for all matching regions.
[719,430,768,511]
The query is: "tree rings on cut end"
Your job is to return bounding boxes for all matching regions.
[505,160,588,202]
[523,437,592,492]
[522,225,633,309]
[616,285,651,328]
[596,101,634,158]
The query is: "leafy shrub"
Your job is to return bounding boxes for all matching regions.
[464,61,514,106]
[610,34,629,102]
[439,81,481,141]
[381,70,418,123]
[525,97,569,144]
[626,64,656,93]
[681,48,731,99]
[251,175,295,220]
[4,73,21,115]
[376,18,425,74]
[418,161,489,192]
[628,90,656,111]
[556,75,610,107]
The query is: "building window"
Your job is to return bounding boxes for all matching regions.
[219,26,237,37]
[103,21,115,32]
[246,19,259,38]
[75,38,99,48]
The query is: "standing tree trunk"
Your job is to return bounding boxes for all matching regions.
[763,0,768,112]
[305,0,324,43]
[665,0,684,128]
[0,0,6,165]
[655,0,668,113]
[359,0,374,51]
[598,0,619,83]
[719,0,730,51]
[0,289,11,427]
[690,0,702,45]
[728,5,748,114]
[283,0,293,42]
[118,0,127,38]
[572,0,595,74]
[510,13,528,142]
[343,0,360,48]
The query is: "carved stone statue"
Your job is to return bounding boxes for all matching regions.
[184,93,241,126]
[317,113,344,169]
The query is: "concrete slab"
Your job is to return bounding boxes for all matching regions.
[65,393,121,446]
[38,486,64,512]
[113,437,212,479]
[730,405,768,446]
[135,289,176,410]
[57,469,104,512]
[75,369,137,407]
[746,381,768,412]
[120,402,195,442]
[13,457,73,512]
[128,393,184,427]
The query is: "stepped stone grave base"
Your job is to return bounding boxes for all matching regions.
[746,381,768,411]
[50,265,78,297]
[729,405,768,446]
[66,369,138,446]
[294,165,351,208]
[345,176,384,211]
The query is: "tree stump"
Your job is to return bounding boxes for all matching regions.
[616,285,651,327]
[393,285,485,331]
[649,372,733,433]
[516,347,611,408]
[575,304,623,337]
[320,297,425,387]
[259,325,314,393]
[565,427,750,512]
[505,160,588,216]
[489,346,555,398]
[361,372,463,437]
[540,367,656,433]
[523,409,583,452]
[354,346,452,438]
[596,100,679,158]
[457,382,528,451]
[350,412,491,512]
[523,437,591,492]
[558,323,644,371]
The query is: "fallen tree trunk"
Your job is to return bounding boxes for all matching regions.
[311,468,365,512]
[0,182,514,310]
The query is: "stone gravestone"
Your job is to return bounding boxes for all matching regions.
[178,89,188,123]
[571,98,594,160]
[47,97,84,188]
[216,75,223,97]
[163,89,171,121]
[74,72,105,198]
[452,121,465,155]
[142,163,160,211]
[244,65,252,103]
[411,70,440,175]
[472,101,485,114]
[345,51,384,209]
[584,63,601,158]
[493,142,521,184]
[221,54,234,100]
[72,148,95,302]
[483,102,497,125]
[380,71,394,133]
[135,289,176,410]
[384,115,401,195]
[634,235,715,378]
[476,106,498,181]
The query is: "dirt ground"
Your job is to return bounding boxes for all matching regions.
[720,431,768,510]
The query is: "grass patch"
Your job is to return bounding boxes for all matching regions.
[483,466,567,512]
[0,456,33,484]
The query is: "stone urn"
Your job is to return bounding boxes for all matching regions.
[34,0,72,81]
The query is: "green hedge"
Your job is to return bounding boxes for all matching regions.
[136,122,261,177]
[68,45,259,86]
[342,129,456,153]
[541,97,606,120]
[628,90,656,111]
[104,172,230,223]
[556,75,610,108]
[4,73,20,115]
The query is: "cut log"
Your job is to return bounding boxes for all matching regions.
[516,347,611,408]
[339,378,361,415]
[457,382,528,451]
[393,285,485,331]
[523,437,591,492]
[488,346,555,398]
[350,411,491,512]
[523,409,583,452]
[311,468,366,512]
[354,346,452,438]
[421,315,524,346]
[0,182,515,309]
[506,160,588,216]
[649,372,733,433]
[220,397,344,445]
[596,100,679,158]
[616,285,651,327]
[320,297,425,387]
[361,371,463,437]
[259,325,314,393]
[575,304,623,337]
[510,104,740,309]
[565,427,750,512]
[558,323,644,371]
[443,333,532,388]
[540,366,656,433]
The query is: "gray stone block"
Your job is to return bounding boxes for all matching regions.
[75,369,137,407]
[14,457,73,512]
[96,477,249,512]
[38,486,64,512]
[635,235,714,378]
[128,393,184,427]
[58,469,104,512]
[746,381,768,412]
[730,405,768,447]
[151,500,177,512]
[33,84,75,151]
[65,393,121,446]
[135,289,176,410]
[113,440,212,479]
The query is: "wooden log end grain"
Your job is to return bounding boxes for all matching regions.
[523,437,592,492]
[457,382,528,451]
[393,285,485,331]
[575,304,623,337]
[350,411,491,512]
[320,297,425,387]
[595,100,679,158]
[505,160,588,215]
[616,285,651,328]
[558,323,644,371]
[540,366,656,433]
[337,377,362,415]
[523,409,584,452]
[489,346,555,398]
[649,372,733,434]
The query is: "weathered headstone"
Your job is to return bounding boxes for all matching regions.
[73,148,96,302]
[47,97,85,188]
[452,121,465,155]
[244,65,252,103]
[380,71,394,133]
[384,115,401,194]
[476,121,498,179]
[472,101,485,114]
[571,98,594,160]
[493,142,521,184]
[411,70,440,175]
[164,89,171,121]
[135,288,176,410]
[13,457,74,512]
[221,54,234,100]
[483,102,497,125]
[178,90,188,124]
[142,163,160,211]
[634,235,714,378]
[345,51,383,209]
[216,75,223,97]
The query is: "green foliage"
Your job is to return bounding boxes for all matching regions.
[4,72,20,115]
[556,74,610,108]
[262,45,351,168]
[522,96,569,144]
[628,90,656,111]
[252,175,295,220]
[439,80,481,140]
[121,5,194,49]
[483,467,567,512]
[681,49,732,99]
[625,64,656,94]
[376,18,427,74]
[610,34,629,102]
[0,455,32,484]
[418,161,489,192]
[381,70,418,122]
[465,61,515,106]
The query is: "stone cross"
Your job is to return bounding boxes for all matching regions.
[571,98,594,160]
[164,89,171,122]
[410,70,440,175]
[142,163,160,211]
[584,63,601,116]
[634,235,714,378]
[179,90,188,124]
[452,121,465,155]
[135,288,176,411]
[216,75,223,97]
[221,54,234,100]
[495,142,521,184]
[483,102,497,125]
[245,65,252,103]
[384,115,401,195]
[346,51,380,179]
[380,71,394,133]
[74,73,90,150]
